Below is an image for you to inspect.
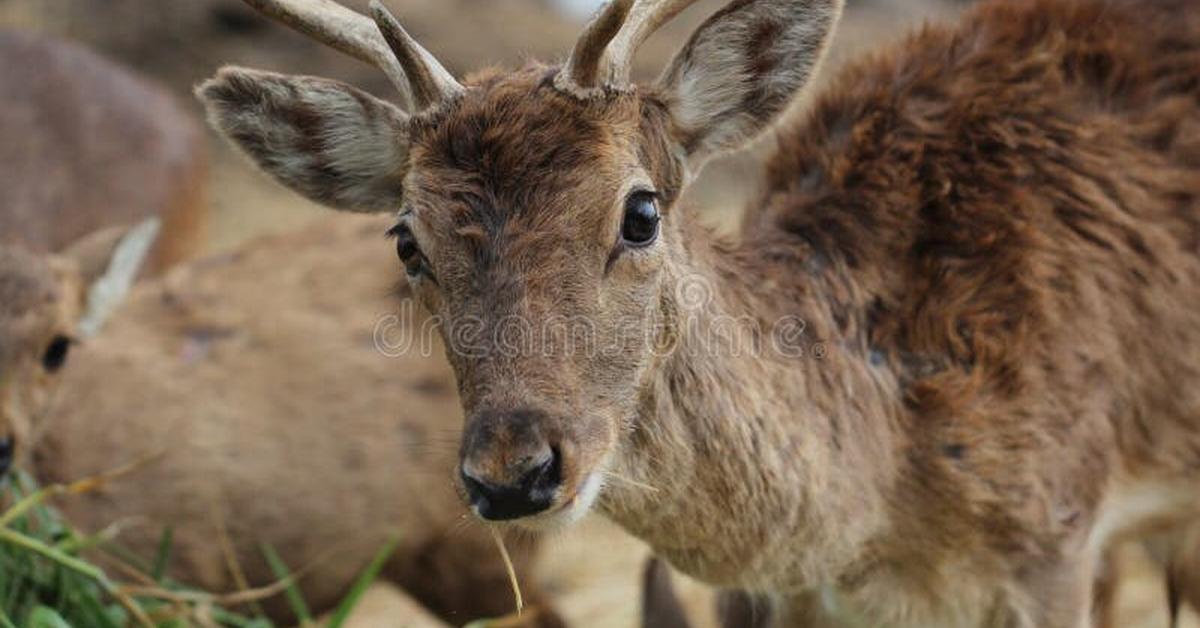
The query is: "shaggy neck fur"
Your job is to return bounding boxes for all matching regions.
[599,1,1200,621]
[599,213,908,594]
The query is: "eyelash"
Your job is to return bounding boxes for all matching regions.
[387,223,435,281]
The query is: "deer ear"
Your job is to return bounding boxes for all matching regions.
[197,66,410,213]
[59,219,161,338]
[655,0,843,169]
[45,219,160,339]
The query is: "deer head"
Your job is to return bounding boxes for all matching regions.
[199,0,842,526]
[0,220,158,478]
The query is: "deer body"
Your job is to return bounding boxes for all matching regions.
[0,30,207,272]
[199,0,1200,625]
[608,2,1200,624]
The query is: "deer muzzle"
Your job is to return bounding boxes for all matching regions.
[458,406,568,521]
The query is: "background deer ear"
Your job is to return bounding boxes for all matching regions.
[655,0,843,170]
[56,218,161,339]
[197,66,411,213]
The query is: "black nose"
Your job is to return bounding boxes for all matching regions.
[461,448,561,521]
[0,437,13,478]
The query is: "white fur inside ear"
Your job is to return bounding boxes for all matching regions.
[659,0,844,166]
[77,217,160,338]
[197,68,411,213]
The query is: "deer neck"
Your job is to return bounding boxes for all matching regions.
[599,217,907,592]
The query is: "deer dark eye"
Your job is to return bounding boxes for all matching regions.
[621,191,660,246]
[388,223,433,280]
[42,335,71,373]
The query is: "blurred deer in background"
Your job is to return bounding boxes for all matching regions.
[199,0,1200,625]
[0,223,157,480]
[0,31,207,273]
[0,25,560,628]
[30,217,562,627]
[0,32,207,475]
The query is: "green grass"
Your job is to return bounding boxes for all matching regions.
[0,471,396,628]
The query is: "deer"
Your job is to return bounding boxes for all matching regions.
[0,30,207,273]
[20,216,562,627]
[196,0,1200,625]
[0,31,557,627]
[0,31,209,462]
[0,223,158,482]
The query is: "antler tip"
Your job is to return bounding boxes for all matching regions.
[366,0,390,21]
[364,0,464,109]
[368,0,412,50]
[368,0,412,41]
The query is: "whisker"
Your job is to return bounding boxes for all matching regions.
[602,471,659,493]
[445,512,478,540]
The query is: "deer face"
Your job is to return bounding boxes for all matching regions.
[0,248,75,478]
[397,76,686,523]
[0,224,156,479]
[200,0,843,525]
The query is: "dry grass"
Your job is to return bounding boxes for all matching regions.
[0,470,411,628]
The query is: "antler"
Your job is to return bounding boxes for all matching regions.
[241,0,462,111]
[557,0,699,94]
[559,0,634,91]
[599,0,697,85]
[369,1,464,109]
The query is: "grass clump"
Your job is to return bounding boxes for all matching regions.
[0,471,396,628]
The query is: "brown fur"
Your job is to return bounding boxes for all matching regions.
[0,30,207,272]
[33,216,560,626]
[0,245,82,470]
[199,0,1200,625]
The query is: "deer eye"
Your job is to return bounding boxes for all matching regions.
[388,223,433,280]
[42,335,72,373]
[621,191,660,246]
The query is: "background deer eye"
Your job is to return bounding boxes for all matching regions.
[621,191,660,246]
[42,335,71,373]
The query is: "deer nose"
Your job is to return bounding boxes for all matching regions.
[0,436,13,478]
[460,447,561,521]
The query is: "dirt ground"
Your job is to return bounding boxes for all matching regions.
[2,0,1194,626]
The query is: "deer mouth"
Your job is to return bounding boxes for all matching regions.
[510,470,605,532]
